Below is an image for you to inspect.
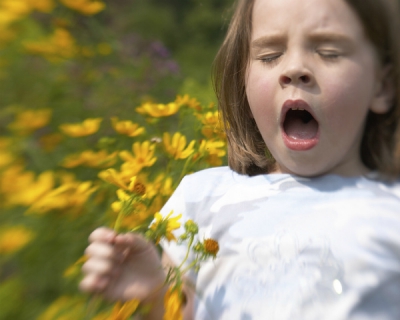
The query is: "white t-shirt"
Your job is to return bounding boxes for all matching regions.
[161,166,400,320]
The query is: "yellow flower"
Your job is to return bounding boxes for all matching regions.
[0,226,34,254]
[37,296,86,320]
[175,94,201,110]
[206,154,224,166]
[203,238,220,257]
[23,28,77,61]
[30,0,55,12]
[60,0,105,15]
[111,117,145,137]
[119,161,143,182]
[0,0,30,37]
[145,175,174,199]
[163,287,183,320]
[108,299,140,320]
[112,194,150,230]
[198,139,226,158]
[70,181,98,206]
[50,27,76,55]
[110,179,147,224]
[0,166,55,207]
[136,102,180,117]
[1,0,31,18]
[160,176,173,197]
[199,111,225,139]
[99,168,130,190]
[131,180,146,196]
[194,139,226,166]
[8,171,55,206]
[91,312,109,320]
[63,255,87,278]
[61,153,85,168]
[200,111,220,126]
[119,141,157,168]
[26,180,98,214]
[62,150,117,168]
[163,132,195,160]
[150,210,181,244]
[8,109,52,135]
[59,118,102,137]
[0,0,54,16]
[111,189,130,212]
[0,150,13,168]
[0,165,31,198]
[85,150,117,167]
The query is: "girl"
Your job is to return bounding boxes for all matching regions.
[80,0,400,319]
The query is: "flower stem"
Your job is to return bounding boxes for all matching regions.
[114,211,123,232]
[85,294,101,320]
[180,260,197,275]
[178,234,194,270]
[178,154,194,181]
[165,158,173,177]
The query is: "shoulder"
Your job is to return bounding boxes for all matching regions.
[177,166,246,200]
[181,166,252,188]
[182,166,240,184]
[309,175,400,219]
[358,175,400,200]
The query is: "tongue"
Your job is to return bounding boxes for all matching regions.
[284,117,318,139]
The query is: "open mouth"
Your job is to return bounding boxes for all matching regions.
[283,108,319,140]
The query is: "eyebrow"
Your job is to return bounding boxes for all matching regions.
[250,32,353,50]
[251,34,286,49]
[307,32,353,45]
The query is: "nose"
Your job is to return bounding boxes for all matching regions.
[279,55,314,88]
[280,73,312,86]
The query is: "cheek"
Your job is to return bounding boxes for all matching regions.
[246,69,275,112]
[323,63,374,110]
[322,73,373,134]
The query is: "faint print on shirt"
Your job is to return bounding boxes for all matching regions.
[232,230,345,319]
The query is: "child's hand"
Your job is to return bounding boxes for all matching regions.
[79,227,166,302]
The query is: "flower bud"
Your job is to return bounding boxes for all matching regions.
[184,220,198,234]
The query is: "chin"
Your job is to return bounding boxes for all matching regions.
[276,162,331,177]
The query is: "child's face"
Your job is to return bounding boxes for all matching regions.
[246,0,390,176]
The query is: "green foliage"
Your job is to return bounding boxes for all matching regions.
[0,0,231,318]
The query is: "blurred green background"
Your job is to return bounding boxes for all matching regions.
[0,0,232,319]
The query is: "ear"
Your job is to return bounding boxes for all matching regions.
[370,64,395,114]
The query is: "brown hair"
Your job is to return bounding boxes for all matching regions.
[213,0,400,177]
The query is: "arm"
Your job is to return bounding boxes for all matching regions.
[80,228,194,319]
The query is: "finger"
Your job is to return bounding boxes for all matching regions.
[79,273,109,293]
[89,227,116,244]
[82,257,115,275]
[85,242,124,261]
[114,232,151,253]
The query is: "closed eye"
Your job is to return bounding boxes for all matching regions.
[258,53,282,65]
[317,50,340,60]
